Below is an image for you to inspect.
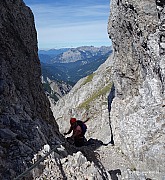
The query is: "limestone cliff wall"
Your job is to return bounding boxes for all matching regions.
[0,1,62,179]
[108,0,165,177]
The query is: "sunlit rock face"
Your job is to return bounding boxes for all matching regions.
[108,0,165,178]
[0,1,62,179]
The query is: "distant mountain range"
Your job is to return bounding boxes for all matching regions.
[39,48,70,63]
[39,46,112,85]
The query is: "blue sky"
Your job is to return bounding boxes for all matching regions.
[24,0,111,49]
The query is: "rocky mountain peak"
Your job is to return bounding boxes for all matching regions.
[51,46,112,63]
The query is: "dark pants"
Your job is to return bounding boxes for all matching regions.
[74,137,85,147]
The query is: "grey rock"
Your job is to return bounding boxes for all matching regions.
[0,79,5,95]
[0,0,63,179]
[0,128,17,140]
[108,0,165,179]
[56,145,68,157]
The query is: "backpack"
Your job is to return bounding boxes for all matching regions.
[76,120,87,135]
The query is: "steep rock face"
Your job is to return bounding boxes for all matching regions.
[0,1,62,179]
[108,0,165,178]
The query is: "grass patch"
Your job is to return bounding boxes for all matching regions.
[78,82,112,109]
[81,73,95,86]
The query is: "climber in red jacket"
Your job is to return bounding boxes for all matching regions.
[64,118,87,147]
